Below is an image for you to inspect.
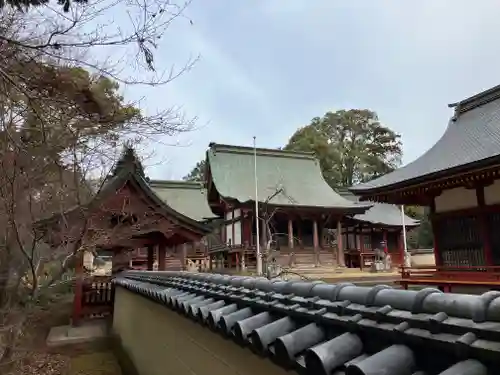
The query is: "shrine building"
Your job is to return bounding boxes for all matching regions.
[350,84,500,291]
[36,147,212,324]
[336,188,419,268]
[204,143,371,268]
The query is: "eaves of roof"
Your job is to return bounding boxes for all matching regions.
[351,84,500,195]
[115,271,497,375]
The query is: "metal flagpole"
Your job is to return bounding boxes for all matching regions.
[253,136,262,275]
[400,205,408,251]
[400,205,409,267]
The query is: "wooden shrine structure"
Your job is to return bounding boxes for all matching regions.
[36,147,211,325]
[204,143,374,269]
[351,83,500,292]
[336,188,419,268]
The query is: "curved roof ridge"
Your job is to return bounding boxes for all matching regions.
[149,180,204,189]
[209,142,316,160]
[449,83,500,116]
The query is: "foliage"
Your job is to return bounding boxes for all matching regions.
[284,109,402,187]
[406,207,434,250]
[183,159,207,182]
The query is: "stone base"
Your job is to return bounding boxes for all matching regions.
[46,319,109,347]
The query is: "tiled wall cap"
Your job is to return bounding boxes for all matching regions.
[112,271,500,375]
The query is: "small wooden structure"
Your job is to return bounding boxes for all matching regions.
[351,83,500,290]
[36,147,211,325]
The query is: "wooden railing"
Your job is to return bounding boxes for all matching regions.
[398,265,500,292]
[81,276,114,318]
[400,265,500,279]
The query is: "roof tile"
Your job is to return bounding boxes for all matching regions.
[351,85,500,193]
[149,180,218,222]
[208,143,372,212]
[114,271,498,375]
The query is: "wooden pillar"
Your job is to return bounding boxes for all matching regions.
[313,219,319,266]
[146,245,154,271]
[242,211,251,247]
[231,208,235,248]
[181,243,187,270]
[337,220,345,267]
[359,227,364,251]
[158,243,166,271]
[382,230,388,254]
[261,216,267,248]
[429,198,441,267]
[72,250,84,326]
[297,219,303,248]
[476,186,493,266]
[288,218,294,249]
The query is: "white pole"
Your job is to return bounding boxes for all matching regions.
[400,204,410,268]
[253,136,262,275]
[400,205,407,251]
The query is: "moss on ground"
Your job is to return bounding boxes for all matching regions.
[69,352,121,375]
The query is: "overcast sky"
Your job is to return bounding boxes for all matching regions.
[127,1,500,180]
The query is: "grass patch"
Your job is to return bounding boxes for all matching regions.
[69,352,121,375]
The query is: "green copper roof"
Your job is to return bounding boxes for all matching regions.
[149,180,218,222]
[336,188,419,227]
[206,143,372,213]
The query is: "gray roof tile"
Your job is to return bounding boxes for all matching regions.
[351,85,500,193]
[115,271,498,375]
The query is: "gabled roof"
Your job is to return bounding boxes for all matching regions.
[336,188,419,227]
[206,143,371,213]
[36,147,211,236]
[115,271,498,375]
[351,84,500,194]
[149,180,218,222]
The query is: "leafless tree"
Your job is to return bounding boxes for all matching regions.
[0,0,198,368]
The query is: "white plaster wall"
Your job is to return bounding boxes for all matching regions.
[485,178,500,205]
[233,222,242,245]
[434,187,477,212]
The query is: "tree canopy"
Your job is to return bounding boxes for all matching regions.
[284,109,402,187]
[183,159,206,182]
